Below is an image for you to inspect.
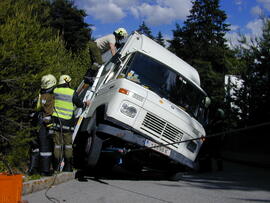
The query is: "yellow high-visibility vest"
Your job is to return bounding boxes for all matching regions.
[52,87,75,120]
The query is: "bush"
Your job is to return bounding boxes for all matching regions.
[0,0,89,173]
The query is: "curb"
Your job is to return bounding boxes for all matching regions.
[22,172,75,195]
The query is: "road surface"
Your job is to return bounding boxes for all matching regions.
[24,161,270,203]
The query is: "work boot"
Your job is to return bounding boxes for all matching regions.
[28,151,39,175]
[53,158,60,171]
[39,156,52,176]
[75,170,87,182]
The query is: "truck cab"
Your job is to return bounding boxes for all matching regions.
[73,32,209,172]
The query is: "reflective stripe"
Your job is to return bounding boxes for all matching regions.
[54,111,72,117]
[49,130,55,134]
[40,152,52,156]
[65,145,72,149]
[55,145,61,149]
[43,116,52,121]
[36,94,41,111]
[62,126,74,130]
[54,93,73,101]
[54,124,74,131]
[32,148,39,153]
[54,106,73,113]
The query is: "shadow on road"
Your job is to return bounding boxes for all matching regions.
[162,161,270,192]
[76,165,176,203]
[77,161,270,193]
[77,165,175,182]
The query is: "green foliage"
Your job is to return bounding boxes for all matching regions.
[232,18,270,126]
[169,0,232,109]
[137,21,154,39]
[0,0,89,173]
[155,31,166,47]
[192,59,223,103]
[49,0,91,53]
[27,173,42,181]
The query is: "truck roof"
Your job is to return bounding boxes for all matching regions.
[121,32,201,87]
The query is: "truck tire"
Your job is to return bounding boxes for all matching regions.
[84,112,103,167]
[85,132,103,167]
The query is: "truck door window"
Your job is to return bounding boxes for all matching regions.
[96,61,115,88]
[104,54,131,83]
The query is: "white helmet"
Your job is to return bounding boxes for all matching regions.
[59,74,71,85]
[114,28,128,38]
[41,74,57,89]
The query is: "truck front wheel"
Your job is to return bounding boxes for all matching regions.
[84,112,103,167]
[85,132,103,167]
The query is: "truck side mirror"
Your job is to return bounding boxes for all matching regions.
[204,97,211,108]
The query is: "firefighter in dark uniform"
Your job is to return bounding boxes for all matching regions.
[198,108,225,172]
[208,108,225,171]
[36,74,57,176]
[52,75,90,172]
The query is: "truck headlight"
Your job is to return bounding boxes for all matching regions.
[120,103,137,118]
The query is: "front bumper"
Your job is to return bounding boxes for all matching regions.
[96,122,198,169]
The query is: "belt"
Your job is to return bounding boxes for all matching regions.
[53,123,74,131]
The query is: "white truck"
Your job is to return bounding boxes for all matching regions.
[73,32,210,173]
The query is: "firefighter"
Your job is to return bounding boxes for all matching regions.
[36,74,57,176]
[95,27,128,57]
[198,108,225,172]
[208,108,225,171]
[52,75,90,172]
[78,28,128,95]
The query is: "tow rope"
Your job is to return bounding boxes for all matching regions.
[130,121,270,153]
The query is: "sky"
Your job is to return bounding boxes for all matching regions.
[73,0,270,47]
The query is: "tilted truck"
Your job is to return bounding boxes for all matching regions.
[72,32,210,173]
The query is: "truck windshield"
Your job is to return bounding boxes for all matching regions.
[121,52,207,122]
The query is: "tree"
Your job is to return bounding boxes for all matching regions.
[137,21,154,39]
[233,18,270,126]
[49,0,91,53]
[0,0,90,172]
[155,31,166,47]
[169,0,231,109]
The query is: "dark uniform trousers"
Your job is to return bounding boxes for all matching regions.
[52,120,74,171]
[88,41,103,66]
[36,90,54,175]
[39,122,53,174]
[84,41,103,85]
[53,126,73,171]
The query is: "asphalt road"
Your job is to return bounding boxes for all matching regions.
[24,161,270,203]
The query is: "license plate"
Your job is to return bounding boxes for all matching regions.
[145,140,171,156]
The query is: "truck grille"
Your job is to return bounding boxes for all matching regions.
[141,112,183,148]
